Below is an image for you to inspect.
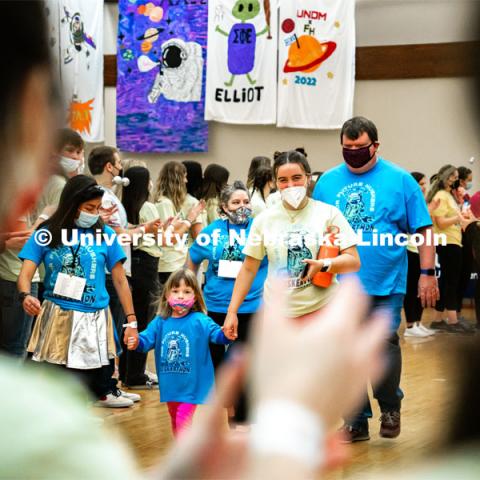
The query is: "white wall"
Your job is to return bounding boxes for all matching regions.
[97,0,480,188]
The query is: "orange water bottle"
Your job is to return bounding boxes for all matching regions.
[312,226,340,288]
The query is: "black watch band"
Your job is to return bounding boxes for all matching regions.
[18,292,31,303]
[420,268,435,276]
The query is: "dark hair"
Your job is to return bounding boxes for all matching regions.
[201,164,230,201]
[88,146,118,175]
[183,160,203,199]
[411,171,426,184]
[56,128,84,152]
[39,175,104,247]
[219,180,250,214]
[247,156,271,189]
[340,116,378,144]
[122,167,150,225]
[273,150,311,179]
[458,166,472,181]
[295,147,308,158]
[308,171,324,196]
[251,165,274,202]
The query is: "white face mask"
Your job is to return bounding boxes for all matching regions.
[280,186,307,209]
[112,176,130,187]
[60,155,81,173]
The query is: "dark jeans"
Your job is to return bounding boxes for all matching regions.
[208,311,254,423]
[457,232,476,314]
[158,272,172,291]
[63,364,114,398]
[403,250,423,323]
[0,279,38,358]
[350,294,404,430]
[436,244,463,312]
[119,250,159,385]
[99,274,124,396]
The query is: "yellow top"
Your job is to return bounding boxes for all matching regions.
[431,190,462,246]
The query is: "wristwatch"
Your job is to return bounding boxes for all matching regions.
[420,268,435,276]
[320,259,332,273]
[18,291,31,303]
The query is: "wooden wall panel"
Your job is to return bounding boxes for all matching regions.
[104,42,479,87]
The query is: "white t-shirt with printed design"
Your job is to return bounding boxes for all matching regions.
[244,198,358,317]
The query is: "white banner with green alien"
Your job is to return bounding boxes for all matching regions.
[205,0,278,124]
[277,0,355,129]
[45,0,104,142]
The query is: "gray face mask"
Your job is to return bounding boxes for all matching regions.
[226,206,252,225]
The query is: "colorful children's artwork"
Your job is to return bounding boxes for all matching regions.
[205,0,278,125]
[45,0,104,142]
[277,0,355,129]
[117,0,208,153]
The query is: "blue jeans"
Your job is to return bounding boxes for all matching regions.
[0,279,38,358]
[350,293,404,430]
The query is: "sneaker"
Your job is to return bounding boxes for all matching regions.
[404,325,430,338]
[338,424,370,443]
[118,389,141,403]
[417,323,436,336]
[445,321,475,335]
[122,380,158,390]
[145,370,158,384]
[430,320,449,331]
[457,317,476,333]
[379,411,401,438]
[94,392,134,408]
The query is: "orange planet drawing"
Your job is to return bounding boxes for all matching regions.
[284,36,336,73]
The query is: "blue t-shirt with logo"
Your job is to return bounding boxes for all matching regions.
[19,226,126,312]
[313,158,432,296]
[188,218,268,314]
[137,312,230,404]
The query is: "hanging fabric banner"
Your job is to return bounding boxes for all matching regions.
[49,0,105,142]
[205,0,278,125]
[116,0,208,153]
[277,0,355,129]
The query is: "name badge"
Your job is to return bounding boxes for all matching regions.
[218,260,243,279]
[53,272,86,301]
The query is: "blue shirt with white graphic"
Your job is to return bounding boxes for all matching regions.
[188,219,268,313]
[313,158,432,297]
[19,226,126,312]
[136,311,230,404]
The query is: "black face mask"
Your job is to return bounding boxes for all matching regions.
[342,143,374,169]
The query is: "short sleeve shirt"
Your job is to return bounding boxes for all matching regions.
[243,199,358,317]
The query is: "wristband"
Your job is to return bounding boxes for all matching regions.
[122,321,138,329]
[250,400,325,470]
[18,292,31,303]
[420,268,435,276]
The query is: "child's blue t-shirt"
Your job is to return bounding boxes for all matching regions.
[137,311,230,404]
[312,158,432,296]
[188,218,268,313]
[19,226,126,312]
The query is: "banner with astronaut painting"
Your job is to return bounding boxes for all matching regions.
[116,0,208,153]
[277,0,355,129]
[45,0,104,142]
[205,0,277,124]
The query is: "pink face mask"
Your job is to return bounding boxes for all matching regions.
[167,295,196,314]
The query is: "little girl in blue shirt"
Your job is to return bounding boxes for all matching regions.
[127,268,233,436]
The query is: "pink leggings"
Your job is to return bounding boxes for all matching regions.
[167,402,197,437]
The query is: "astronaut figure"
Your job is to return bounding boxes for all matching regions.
[167,339,181,363]
[62,8,96,65]
[141,38,203,104]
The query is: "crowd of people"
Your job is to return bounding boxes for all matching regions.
[1,1,480,478]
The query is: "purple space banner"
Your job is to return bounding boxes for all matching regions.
[116,0,208,153]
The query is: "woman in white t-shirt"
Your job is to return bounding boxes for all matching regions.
[153,161,205,286]
[224,150,361,337]
[250,165,275,218]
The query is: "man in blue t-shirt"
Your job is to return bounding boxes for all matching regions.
[313,116,438,443]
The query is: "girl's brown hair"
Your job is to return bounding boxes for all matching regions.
[153,161,187,211]
[158,268,207,318]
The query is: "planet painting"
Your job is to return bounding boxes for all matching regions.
[283,35,336,74]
